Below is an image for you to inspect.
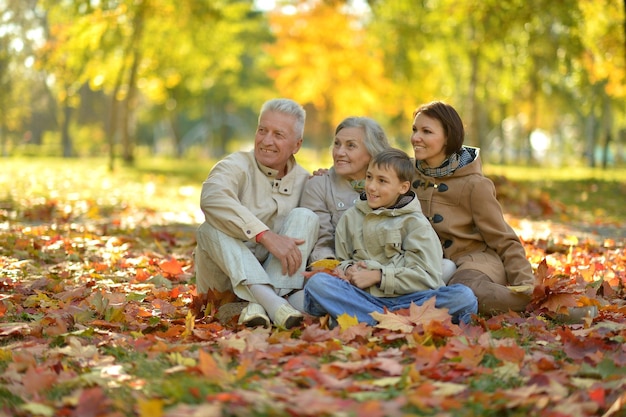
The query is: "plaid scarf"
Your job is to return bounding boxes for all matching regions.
[415,147,475,178]
[350,179,366,192]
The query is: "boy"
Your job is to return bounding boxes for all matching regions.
[303,148,477,327]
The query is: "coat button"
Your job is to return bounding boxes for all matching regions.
[429,214,443,223]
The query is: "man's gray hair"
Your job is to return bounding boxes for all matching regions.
[260,98,306,139]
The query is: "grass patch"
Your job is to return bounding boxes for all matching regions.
[1,157,625,224]
[485,164,626,223]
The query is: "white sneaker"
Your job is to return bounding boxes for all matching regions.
[274,303,303,329]
[238,302,270,328]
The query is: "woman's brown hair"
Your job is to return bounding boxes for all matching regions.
[413,101,464,156]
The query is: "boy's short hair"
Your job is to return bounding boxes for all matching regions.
[370,148,414,183]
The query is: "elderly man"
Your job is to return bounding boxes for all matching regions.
[194,98,319,329]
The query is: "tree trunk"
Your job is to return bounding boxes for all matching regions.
[61,100,73,157]
[121,47,141,165]
[585,113,597,168]
[120,1,146,166]
[107,77,123,172]
[601,92,613,169]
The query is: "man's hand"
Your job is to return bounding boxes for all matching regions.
[311,168,329,177]
[259,230,305,276]
[345,261,381,289]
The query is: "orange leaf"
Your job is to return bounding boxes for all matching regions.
[198,349,232,384]
[135,268,151,282]
[540,292,580,313]
[588,387,605,407]
[22,366,57,395]
[160,258,184,276]
[493,344,525,365]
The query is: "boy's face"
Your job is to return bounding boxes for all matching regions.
[365,163,411,209]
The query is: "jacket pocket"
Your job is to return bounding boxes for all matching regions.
[383,229,403,258]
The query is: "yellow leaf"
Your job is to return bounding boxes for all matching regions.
[371,376,402,387]
[336,312,359,330]
[180,309,195,338]
[308,259,341,270]
[137,398,163,417]
[507,285,534,294]
[564,235,579,246]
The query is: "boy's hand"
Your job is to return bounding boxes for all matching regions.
[346,261,381,289]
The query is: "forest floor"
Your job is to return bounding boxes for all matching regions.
[0,158,625,417]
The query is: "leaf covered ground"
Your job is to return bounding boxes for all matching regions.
[1,160,626,417]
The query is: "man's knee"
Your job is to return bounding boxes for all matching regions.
[284,208,320,237]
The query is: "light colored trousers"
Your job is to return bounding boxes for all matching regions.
[194,208,319,302]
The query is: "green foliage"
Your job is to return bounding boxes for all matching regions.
[0,386,24,409]
[1,0,623,165]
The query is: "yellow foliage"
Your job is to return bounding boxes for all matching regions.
[336,312,359,330]
[266,1,392,125]
[137,398,163,417]
[308,259,341,271]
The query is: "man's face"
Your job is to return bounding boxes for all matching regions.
[254,110,302,173]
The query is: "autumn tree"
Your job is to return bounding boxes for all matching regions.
[0,0,42,156]
[266,0,393,147]
[367,0,625,166]
[35,0,271,165]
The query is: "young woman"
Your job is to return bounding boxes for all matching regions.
[410,101,534,315]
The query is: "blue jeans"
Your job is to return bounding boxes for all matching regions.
[304,273,477,326]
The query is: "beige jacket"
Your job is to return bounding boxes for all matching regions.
[200,150,310,260]
[299,167,360,262]
[413,147,534,286]
[335,193,444,297]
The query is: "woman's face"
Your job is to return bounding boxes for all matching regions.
[332,126,371,181]
[411,112,448,167]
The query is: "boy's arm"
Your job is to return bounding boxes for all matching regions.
[376,223,444,295]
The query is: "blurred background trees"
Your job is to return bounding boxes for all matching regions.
[0,0,624,168]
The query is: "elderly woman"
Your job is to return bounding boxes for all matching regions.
[410,101,534,315]
[300,116,391,263]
